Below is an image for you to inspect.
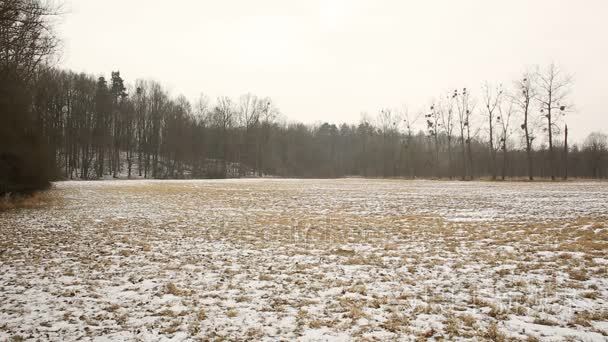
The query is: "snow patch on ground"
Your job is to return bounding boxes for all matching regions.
[0,179,607,340]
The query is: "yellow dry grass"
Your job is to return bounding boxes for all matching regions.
[0,191,58,211]
[1,180,607,341]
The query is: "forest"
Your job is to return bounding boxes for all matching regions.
[1,0,608,195]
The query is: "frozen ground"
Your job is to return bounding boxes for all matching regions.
[0,179,607,341]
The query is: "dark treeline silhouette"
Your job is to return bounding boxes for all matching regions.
[2,1,608,195]
[24,67,608,181]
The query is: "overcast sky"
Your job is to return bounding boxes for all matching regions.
[58,0,607,143]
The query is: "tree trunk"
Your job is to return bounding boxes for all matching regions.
[447,138,453,180]
[489,119,496,180]
[563,124,568,180]
[460,131,466,180]
[466,126,473,180]
[501,142,507,181]
[434,135,440,178]
[547,110,555,181]
[524,103,533,180]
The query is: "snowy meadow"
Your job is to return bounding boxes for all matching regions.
[1,179,607,341]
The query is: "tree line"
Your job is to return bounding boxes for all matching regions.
[2,0,607,194]
[26,66,608,181]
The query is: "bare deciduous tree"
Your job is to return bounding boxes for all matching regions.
[0,0,60,81]
[214,96,235,176]
[0,0,61,193]
[482,82,503,180]
[512,73,537,180]
[237,93,260,175]
[425,102,441,177]
[583,132,608,178]
[376,108,401,177]
[536,63,572,180]
[454,88,474,180]
[439,96,456,179]
[400,106,420,178]
[497,98,515,180]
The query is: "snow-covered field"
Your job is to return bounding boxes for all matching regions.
[1,179,607,341]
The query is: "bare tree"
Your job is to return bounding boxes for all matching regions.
[123,85,136,178]
[148,81,166,178]
[237,93,260,175]
[214,96,235,176]
[401,106,420,178]
[497,97,515,180]
[0,0,61,81]
[238,93,260,128]
[563,124,568,180]
[482,82,503,180]
[536,63,572,180]
[465,100,478,180]
[256,97,277,176]
[454,88,474,180]
[376,108,401,177]
[425,102,441,177]
[583,132,607,178]
[512,73,537,180]
[133,81,148,177]
[195,93,211,121]
[0,0,61,193]
[439,94,456,179]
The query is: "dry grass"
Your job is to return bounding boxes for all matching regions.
[569,269,589,281]
[380,313,410,333]
[580,291,599,300]
[0,192,56,211]
[1,179,607,341]
[533,317,559,326]
[483,322,507,341]
[226,308,238,318]
[166,282,190,296]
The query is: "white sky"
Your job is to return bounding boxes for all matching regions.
[58,0,607,143]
